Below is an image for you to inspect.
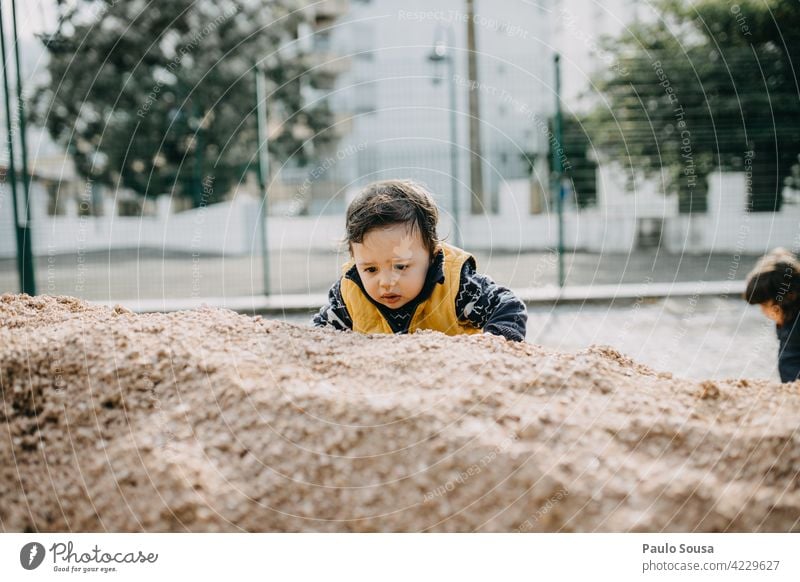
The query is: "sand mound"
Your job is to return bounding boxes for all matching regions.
[1,293,799,532]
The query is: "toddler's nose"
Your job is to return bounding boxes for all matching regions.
[380,273,398,289]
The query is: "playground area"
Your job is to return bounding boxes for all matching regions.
[1,294,797,532]
[0,247,778,381]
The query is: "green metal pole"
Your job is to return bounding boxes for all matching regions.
[255,65,270,296]
[0,2,20,285]
[192,101,202,207]
[1,0,35,295]
[11,0,36,295]
[552,53,565,288]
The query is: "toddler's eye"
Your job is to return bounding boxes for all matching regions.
[395,264,408,271]
[365,267,377,273]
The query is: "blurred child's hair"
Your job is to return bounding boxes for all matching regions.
[744,247,800,322]
[345,179,441,256]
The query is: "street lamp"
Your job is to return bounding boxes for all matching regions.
[428,25,461,248]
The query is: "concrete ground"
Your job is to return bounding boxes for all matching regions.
[0,248,761,300]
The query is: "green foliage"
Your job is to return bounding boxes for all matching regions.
[589,0,800,212]
[33,0,334,205]
[554,115,598,209]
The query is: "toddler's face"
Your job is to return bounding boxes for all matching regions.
[760,300,784,325]
[351,223,433,310]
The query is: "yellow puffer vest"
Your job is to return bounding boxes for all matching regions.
[340,242,482,336]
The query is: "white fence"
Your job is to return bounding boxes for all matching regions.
[2,170,800,258]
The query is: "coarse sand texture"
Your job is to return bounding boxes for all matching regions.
[1,294,799,532]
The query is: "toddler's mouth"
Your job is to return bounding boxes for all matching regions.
[381,294,402,304]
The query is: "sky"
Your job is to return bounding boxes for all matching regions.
[6,0,57,40]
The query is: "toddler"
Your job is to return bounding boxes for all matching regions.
[744,247,800,382]
[313,179,528,341]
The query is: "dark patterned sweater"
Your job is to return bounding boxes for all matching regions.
[776,314,800,382]
[312,249,528,341]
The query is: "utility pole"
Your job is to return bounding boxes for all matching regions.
[1,0,36,295]
[255,65,270,296]
[465,0,484,214]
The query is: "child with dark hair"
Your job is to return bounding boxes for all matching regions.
[313,179,528,341]
[744,247,800,382]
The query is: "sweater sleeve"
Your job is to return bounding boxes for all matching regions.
[454,260,528,341]
[312,279,353,331]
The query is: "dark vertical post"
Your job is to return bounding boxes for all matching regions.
[552,53,565,288]
[465,0,484,214]
[192,101,203,208]
[1,0,36,295]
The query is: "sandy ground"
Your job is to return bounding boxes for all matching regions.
[283,296,780,381]
[1,294,798,532]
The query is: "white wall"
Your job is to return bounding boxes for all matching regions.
[4,175,800,259]
[662,171,800,254]
[597,162,679,219]
[0,184,17,258]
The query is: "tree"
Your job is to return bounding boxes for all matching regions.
[589,0,800,212]
[33,0,334,206]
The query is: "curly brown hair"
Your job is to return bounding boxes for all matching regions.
[345,179,441,257]
[744,247,800,324]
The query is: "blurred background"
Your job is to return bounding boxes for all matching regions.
[2,0,799,379]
